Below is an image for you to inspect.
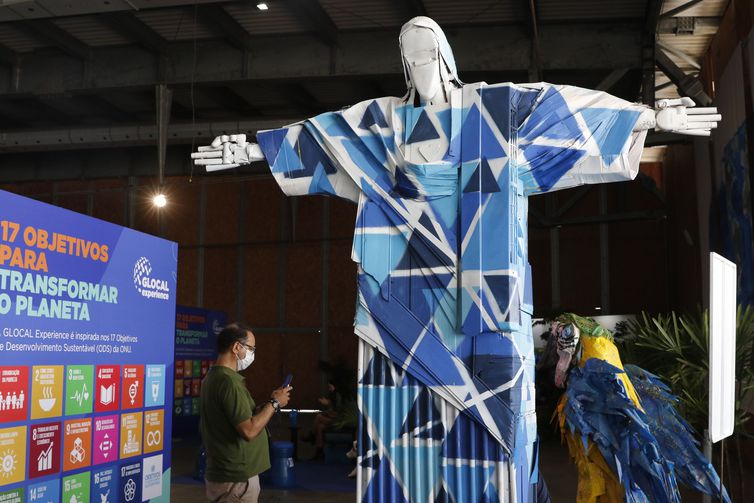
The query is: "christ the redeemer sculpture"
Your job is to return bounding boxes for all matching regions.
[193,17,720,503]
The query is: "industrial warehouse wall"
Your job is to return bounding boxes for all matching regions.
[0,155,696,409]
[696,0,754,307]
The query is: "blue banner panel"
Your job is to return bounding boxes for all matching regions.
[172,307,224,438]
[0,189,177,502]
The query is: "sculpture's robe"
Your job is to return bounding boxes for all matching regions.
[257,82,646,503]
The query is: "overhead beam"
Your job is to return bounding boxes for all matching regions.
[655,49,711,105]
[0,23,643,98]
[17,19,90,60]
[641,0,664,105]
[660,0,705,19]
[524,0,541,81]
[596,68,629,91]
[658,16,720,34]
[100,12,170,55]
[283,0,339,47]
[0,119,295,152]
[199,5,254,52]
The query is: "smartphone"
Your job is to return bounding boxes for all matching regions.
[282,374,293,388]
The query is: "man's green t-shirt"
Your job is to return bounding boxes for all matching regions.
[199,366,270,482]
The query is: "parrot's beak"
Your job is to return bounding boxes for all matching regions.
[554,350,572,388]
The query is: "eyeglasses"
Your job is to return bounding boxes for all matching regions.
[239,342,256,354]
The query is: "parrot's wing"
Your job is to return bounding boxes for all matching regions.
[563,359,680,503]
[624,364,731,503]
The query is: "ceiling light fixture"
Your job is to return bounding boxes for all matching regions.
[153,193,167,208]
[256,2,269,10]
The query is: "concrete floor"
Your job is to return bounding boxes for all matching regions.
[169,412,581,503]
[171,414,724,502]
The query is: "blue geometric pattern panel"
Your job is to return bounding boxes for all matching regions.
[256,78,647,503]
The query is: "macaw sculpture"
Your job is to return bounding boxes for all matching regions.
[550,313,730,503]
[193,16,721,503]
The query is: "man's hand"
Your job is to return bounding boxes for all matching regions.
[190,134,265,172]
[272,386,292,408]
[655,97,721,136]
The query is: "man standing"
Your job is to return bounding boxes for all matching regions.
[200,323,292,503]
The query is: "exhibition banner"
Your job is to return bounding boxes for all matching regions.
[173,307,224,437]
[0,189,177,503]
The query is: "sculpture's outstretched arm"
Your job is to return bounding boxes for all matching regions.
[191,134,263,171]
[634,97,722,136]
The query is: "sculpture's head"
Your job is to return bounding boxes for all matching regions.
[399,16,462,104]
[551,321,581,388]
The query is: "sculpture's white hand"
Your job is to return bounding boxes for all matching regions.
[654,97,721,137]
[190,134,265,172]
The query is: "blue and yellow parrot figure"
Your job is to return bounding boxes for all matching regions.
[550,313,730,503]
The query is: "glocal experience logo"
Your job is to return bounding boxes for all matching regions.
[133,257,170,301]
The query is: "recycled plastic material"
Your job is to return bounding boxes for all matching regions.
[192,15,722,503]
[553,313,729,503]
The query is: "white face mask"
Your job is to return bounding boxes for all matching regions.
[401,27,445,103]
[236,346,255,372]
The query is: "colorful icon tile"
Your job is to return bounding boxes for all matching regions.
[63,419,92,472]
[144,365,165,408]
[119,462,141,503]
[141,454,163,501]
[29,422,61,479]
[173,399,182,417]
[65,366,93,416]
[181,398,192,417]
[119,413,142,459]
[0,426,26,485]
[0,366,29,423]
[142,411,163,455]
[94,366,119,414]
[191,361,201,378]
[121,366,144,410]
[174,361,183,380]
[173,380,182,399]
[28,478,60,503]
[31,366,63,420]
[182,380,191,397]
[92,416,118,466]
[191,398,200,416]
[62,471,89,503]
[0,488,23,503]
[191,379,201,397]
[182,361,192,379]
[92,466,117,503]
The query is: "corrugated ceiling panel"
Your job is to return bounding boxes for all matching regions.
[655,71,679,99]
[321,0,404,30]
[662,0,728,18]
[53,17,130,47]
[136,8,215,41]
[0,0,228,22]
[660,33,715,59]
[0,23,43,52]
[425,0,523,25]
[225,3,307,35]
[537,0,645,21]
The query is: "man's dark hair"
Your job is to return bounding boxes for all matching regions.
[217,322,252,354]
